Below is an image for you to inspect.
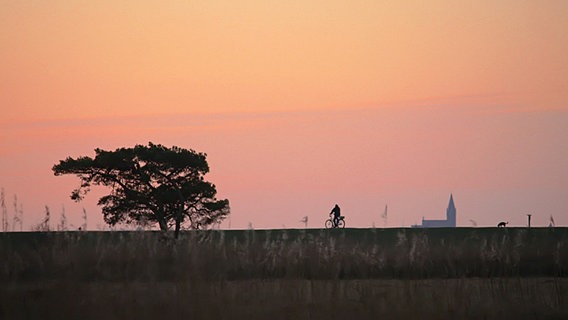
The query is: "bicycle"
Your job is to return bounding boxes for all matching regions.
[325,214,346,229]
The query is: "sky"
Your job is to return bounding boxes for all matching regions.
[1,0,567,230]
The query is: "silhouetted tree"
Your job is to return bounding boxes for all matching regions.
[52,143,229,238]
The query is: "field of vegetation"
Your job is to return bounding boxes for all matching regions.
[1,228,567,319]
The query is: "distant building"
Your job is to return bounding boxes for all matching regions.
[414,194,456,228]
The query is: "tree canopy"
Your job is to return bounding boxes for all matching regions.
[52,143,229,236]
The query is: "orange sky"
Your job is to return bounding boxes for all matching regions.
[1,1,567,229]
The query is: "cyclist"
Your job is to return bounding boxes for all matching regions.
[330,204,341,227]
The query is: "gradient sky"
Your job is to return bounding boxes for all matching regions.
[1,1,567,230]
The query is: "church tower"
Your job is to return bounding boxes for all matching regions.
[446,194,456,227]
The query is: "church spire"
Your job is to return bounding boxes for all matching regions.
[446,193,456,227]
[448,193,455,210]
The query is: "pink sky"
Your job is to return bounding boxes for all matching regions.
[1,1,567,229]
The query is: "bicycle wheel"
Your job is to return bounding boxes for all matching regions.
[337,219,345,228]
[325,219,334,229]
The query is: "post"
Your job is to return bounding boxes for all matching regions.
[527,214,532,228]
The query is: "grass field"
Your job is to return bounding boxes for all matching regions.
[1,228,567,319]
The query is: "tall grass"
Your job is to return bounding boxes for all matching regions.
[1,278,566,319]
[1,228,567,319]
[1,228,568,282]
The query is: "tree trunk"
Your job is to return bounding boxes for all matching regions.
[174,206,183,239]
[158,218,168,231]
[174,188,185,239]
[155,208,168,231]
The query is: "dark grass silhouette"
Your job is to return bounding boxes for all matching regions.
[1,228,567,319]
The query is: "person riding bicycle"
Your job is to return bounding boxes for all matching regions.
[330,204,341,227]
